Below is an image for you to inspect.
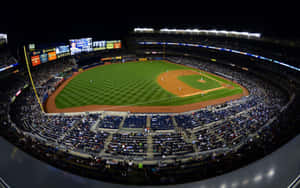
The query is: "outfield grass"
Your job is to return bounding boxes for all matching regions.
[55,61,244,109]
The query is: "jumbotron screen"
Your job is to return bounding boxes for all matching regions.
[29,38,121,67]
[70,38,93,55]
[56,45,70,58]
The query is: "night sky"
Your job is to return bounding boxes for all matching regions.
[0,3,299,48]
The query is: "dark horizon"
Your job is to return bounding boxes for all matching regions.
[1,13,299,50]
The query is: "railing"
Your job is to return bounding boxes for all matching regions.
[0,177,10,188]
[288,174,300,188]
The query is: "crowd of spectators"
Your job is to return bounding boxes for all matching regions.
[106,132,148,156]
[4,55,288,161]
[0,53,297,184]
[123,115,146,129]
[61,114,109,154]
[135,33,300,73]
[152,133,194,157]
[151,115,173,130]
[98,116,123,129]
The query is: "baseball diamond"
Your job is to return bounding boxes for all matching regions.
[45,60,248,113]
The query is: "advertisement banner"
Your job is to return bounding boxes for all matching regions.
[40,53,48,63]
[57,52,70,59]
[93,41,106,51]
[56,45,70,54]
[101,57,113,61]
[114,42,121,49]
[31,50,41,56]
[106,42,114,49]
[48,51,57,61]
[56,45,70,59]
[31,55,41,67]
[42,48,56,53]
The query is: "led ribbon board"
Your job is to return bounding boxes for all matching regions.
[138,41,300,72]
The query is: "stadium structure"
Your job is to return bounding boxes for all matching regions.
[0,27,300,186]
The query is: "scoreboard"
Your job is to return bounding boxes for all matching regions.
[29,38,121,67]
[29,47,57,66]
[70,38,93,55]
[93,40,121,51]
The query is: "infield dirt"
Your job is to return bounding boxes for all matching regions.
[157,69,230,97]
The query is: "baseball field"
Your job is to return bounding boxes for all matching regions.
[45,60,248,113]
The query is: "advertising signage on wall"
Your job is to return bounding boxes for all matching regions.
[93,41,106,51]
[48,51,57,61]
[56,45,70,58]
[31,55,41,67]
[30,46,67,66]
[40,54,48,63]
[42,48,56,54]
[106,41,114,49]
[56,45,70,54]
[29,38,121,67]
[114,41,121,49]
[105,40,121,49]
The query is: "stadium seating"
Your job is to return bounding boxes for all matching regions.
[98,116,123,129]
[1,34,298,184]
[153,133,194,156]
[151,115,174,130]
[123,115,147,129]
[106,132,148,156]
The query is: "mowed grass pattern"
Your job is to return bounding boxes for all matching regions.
[56,61,185,108]
[55,61,244,109]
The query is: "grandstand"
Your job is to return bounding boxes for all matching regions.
[0,26,299,185]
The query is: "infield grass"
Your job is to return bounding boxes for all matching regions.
[178,75,221,90]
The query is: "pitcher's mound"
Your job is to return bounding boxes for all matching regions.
[197,79,206,83]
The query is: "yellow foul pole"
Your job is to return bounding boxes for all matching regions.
[23,45,45,113]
